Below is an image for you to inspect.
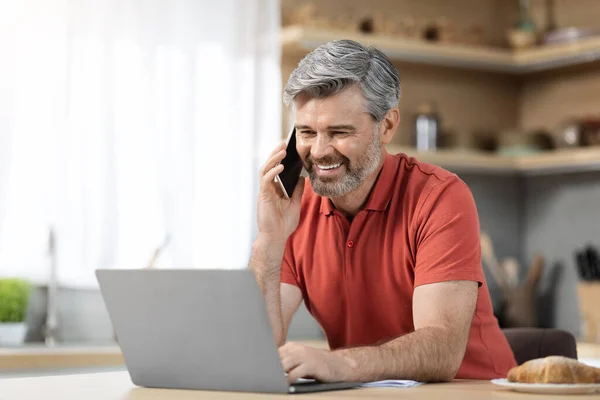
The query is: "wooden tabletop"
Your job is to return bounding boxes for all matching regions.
[0,370,596,400]
[0,340,598,398]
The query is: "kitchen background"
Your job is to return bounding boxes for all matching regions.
[280,0,600,343]
[1,0,600,349]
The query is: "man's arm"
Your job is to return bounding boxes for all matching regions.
[249,239,303,347]
[337,280,477,382]
[250,142,305,347]
[280,279,477,383]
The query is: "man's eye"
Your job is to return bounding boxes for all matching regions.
[300,131,315,136]
[332,131,347,136]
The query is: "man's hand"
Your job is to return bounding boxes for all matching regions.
[278,342,358,384]
[256,142,305,245]
[248,143,305,348]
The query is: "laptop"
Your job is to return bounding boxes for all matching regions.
[95,268,361,394]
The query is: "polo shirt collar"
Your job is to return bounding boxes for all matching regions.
[319,196,335,216]
[319,151,398,215]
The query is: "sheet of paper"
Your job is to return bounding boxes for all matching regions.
[361,380,422,388]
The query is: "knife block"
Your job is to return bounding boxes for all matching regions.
[577,282,600,343]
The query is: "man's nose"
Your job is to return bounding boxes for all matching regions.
[310,134,333,160]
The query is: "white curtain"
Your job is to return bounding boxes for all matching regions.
[0,0,281,288]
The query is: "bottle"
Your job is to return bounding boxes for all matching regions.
[414,102,440,151]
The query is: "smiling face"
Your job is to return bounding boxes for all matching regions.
[294,85,385,198]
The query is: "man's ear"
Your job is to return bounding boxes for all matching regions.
[379,108,400,145]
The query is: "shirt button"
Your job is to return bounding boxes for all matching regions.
[347,240,354,248]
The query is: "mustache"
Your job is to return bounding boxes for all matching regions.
[304,153,348,170]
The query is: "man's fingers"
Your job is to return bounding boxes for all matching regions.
[287,364,310,384]
[259,144,286,177]
[277,342,297,360]
[278,342,302,373]
[280,354,301,373]
[277,343,289,357]
[259,149,285,177]
[259,164,284,192]
[278,344,319,384]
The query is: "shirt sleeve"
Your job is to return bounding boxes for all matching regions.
[280,239,301,288]
[413,176,484,288]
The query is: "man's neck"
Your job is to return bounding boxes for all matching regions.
[330,158,385,219]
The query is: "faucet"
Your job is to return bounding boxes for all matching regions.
[44,227,58,346]
[146,234,171,268]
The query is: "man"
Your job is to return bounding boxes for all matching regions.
[248,39,516,384]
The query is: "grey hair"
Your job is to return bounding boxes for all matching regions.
[283,39,401,122]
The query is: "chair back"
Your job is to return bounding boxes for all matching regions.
[503,328,578,365]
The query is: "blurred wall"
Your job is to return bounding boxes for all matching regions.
[459,174,523,313]
[461,170,600,337]
[523,171,600,336]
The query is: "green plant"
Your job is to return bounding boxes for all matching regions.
[0,278,32,323]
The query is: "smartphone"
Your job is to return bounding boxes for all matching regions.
[275,128,305,199]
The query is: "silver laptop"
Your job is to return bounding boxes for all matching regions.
[95,268,361,394]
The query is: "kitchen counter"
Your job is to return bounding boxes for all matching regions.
[577,341,600,367]
[0,343,123,372]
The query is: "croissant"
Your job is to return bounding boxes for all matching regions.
[507,356,600,384]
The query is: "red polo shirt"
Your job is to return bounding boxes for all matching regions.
[280,150,517,380]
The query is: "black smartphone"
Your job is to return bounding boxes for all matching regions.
[275,128,304,199]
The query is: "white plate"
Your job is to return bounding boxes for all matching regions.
[491,378,600,395]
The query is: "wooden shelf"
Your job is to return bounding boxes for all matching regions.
[387,145,600,175]
[282,25,600,74]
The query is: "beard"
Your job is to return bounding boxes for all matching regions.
[304,130,382,198]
